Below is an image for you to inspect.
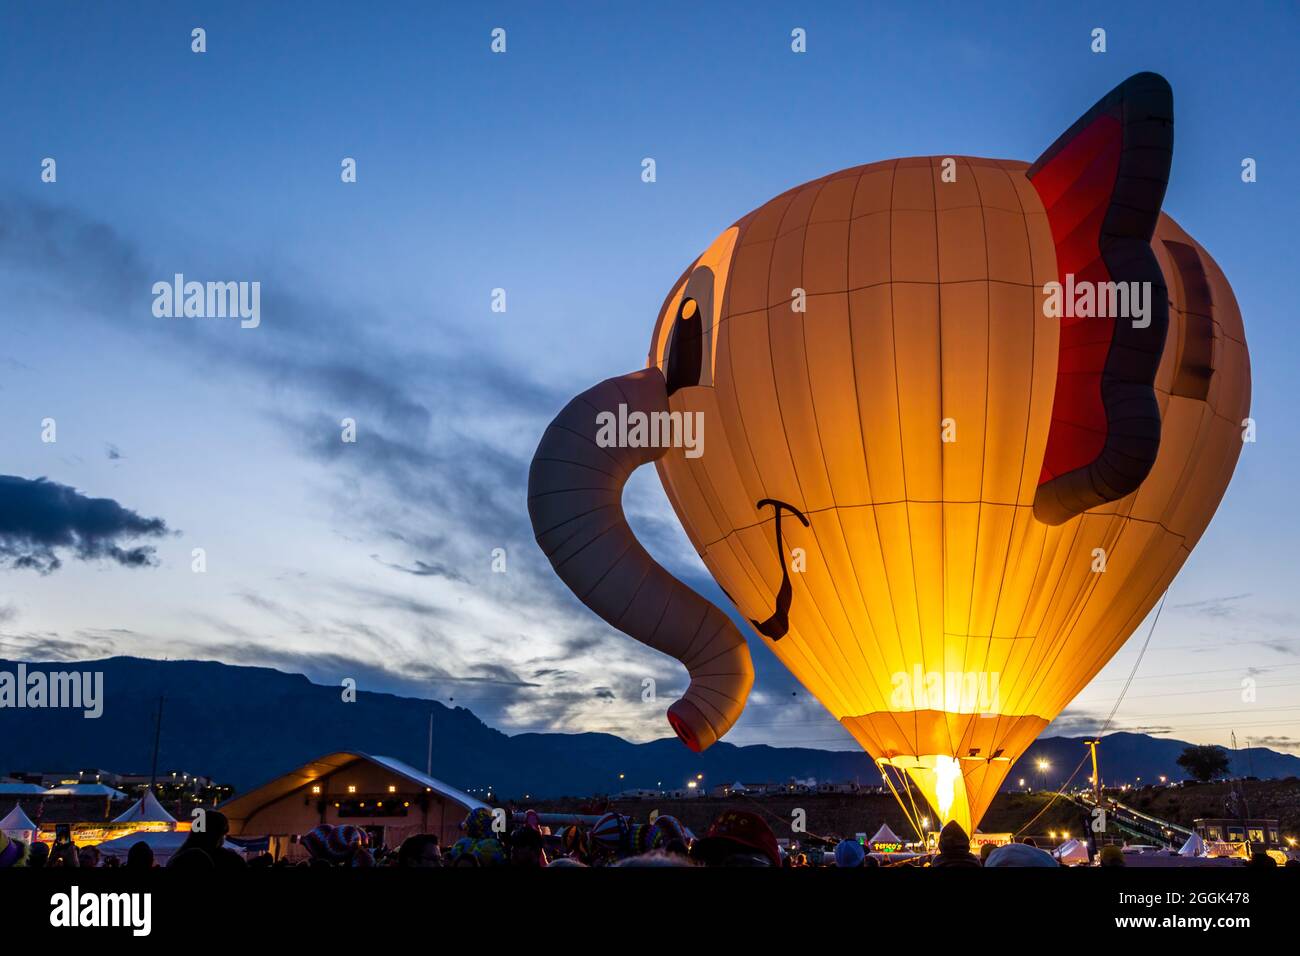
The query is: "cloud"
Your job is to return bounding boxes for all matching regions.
[235,591,314,634]
[0,631,118,660]
[0,197,813,744]
[1172,593,1252,619]
[370,553,470,585]
[1119,724,1177,736]
[0,475,169,574]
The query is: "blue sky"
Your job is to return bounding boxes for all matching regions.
[1,1,1298,755]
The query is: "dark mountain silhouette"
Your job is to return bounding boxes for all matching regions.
[2,657,1296,797]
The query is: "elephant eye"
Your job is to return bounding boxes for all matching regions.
[665,296,703,396]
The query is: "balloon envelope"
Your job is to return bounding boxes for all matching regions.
[529,73,1249,835]
[645,99,1248,832]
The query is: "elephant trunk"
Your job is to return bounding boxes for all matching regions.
[527,367,753,751]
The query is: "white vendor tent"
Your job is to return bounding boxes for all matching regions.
[1052,839,1090,865]
[112,790,177,825]
[1178,832,1207,857]
[0,804,38,844]
[93,830,243,865]
[868,823,904,849]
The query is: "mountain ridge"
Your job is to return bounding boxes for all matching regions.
[2,656,1296,797]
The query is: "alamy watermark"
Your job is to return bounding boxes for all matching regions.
[1042,273,1151,328]
[890,666,1000,714]
[152,273,261,328]
[50,887,150,936]
[595,404,704,459]
[0,664,103,718]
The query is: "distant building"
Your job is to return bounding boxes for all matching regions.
[8,769,121,788]
[817,781,860,794]
[6,768,214,791]
[0,780,47,796]
[116,771,214,791]
[43,783,129,799]
[1194,817,1283,851]
[614,788,660,800]
[219,751,487,859]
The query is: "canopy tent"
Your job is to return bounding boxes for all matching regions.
[868,823,904,850]
[45,783,128,799]
[112,791,177,825]
[1052,839,1090,865]
[1178,832,1207,857]
[0,804,38,843]
[93,830,243,866]
[0,783,47,796]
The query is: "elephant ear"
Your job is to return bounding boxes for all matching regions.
[1028,72,1174,525]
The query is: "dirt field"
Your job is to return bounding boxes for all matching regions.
[528,778,1300,843]
[528,790,1089,843]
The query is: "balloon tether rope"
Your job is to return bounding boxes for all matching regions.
[1014,592,1168,837]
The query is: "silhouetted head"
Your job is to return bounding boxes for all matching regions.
[126,841,155,869]
[938,821,971,856]
[397,834,443,868]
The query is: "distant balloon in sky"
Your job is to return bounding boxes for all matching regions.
[528,73,1250,834]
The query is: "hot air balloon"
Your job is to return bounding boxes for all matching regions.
[527,73,1250,835]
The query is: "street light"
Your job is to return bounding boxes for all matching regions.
[1036,759,1050,791]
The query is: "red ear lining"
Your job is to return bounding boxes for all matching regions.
[1035,112,1124,487]
[1028,73,1174,525]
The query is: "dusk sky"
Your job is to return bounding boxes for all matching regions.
[1,2,1297,756]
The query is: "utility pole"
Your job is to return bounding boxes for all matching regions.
[149,695,165,791]
[1230,732,1252,822]
[1085,739,1102,807]
[426,709,434,777]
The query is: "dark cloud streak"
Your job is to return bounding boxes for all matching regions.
[0,475,169,574]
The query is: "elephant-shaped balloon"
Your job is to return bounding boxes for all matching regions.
[528,73,1250,834]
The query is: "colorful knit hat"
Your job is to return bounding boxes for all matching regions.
[463,807,498,839]
[650,815,690,850]
[0,831,29,868]
[301,823,368,864]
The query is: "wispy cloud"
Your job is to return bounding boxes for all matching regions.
[1171,593,1252,619]
[0,195,716,740]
